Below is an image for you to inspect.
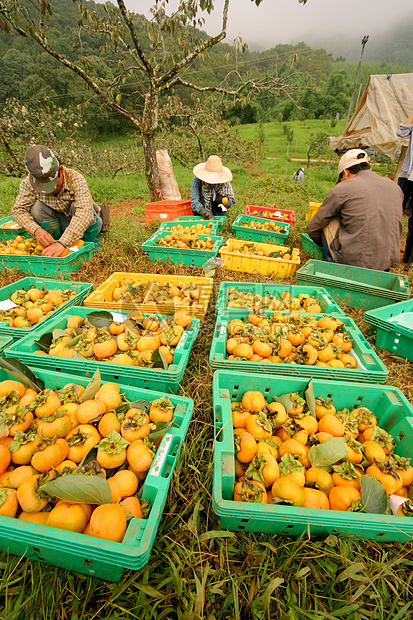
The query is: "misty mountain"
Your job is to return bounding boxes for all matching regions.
[306,17,413,69]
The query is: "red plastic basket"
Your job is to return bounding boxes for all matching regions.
[145,200,192,223]
[245,205,296,225]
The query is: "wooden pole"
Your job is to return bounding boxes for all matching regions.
[346,35,369,125]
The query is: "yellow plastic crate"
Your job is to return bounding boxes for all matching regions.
[305,201,322,221]
[83,272,213,321]
[219,238,300,277]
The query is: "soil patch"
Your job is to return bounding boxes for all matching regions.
[110,199,146,222]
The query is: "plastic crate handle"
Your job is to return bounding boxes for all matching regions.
[146,432,181,484]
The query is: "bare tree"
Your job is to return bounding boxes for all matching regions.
[0,0,307,199]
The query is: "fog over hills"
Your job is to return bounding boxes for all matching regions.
[127,0,413,68]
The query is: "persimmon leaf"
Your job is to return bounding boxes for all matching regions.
[40,474,111,505]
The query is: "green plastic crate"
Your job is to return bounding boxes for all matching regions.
[232,214,290,244]
[4,306,200,394]
[215,282,344,315]
[0,365,193,581]
[209,308,388,384]
[0,277,92,341]
[173,215,226,231]
[364,298,413,362]
[212,370,413,541]
[0,336,12,354]
[158,218,220,235]
[142,230,223,266]
[301,233,325,260]
[296,259,410,310]
[0,242,94,278]
[0,216,30,240]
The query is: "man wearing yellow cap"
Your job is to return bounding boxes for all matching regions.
[12,145,102,256]
[306,149,403,271]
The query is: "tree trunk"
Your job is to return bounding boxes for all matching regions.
[142,86,161,202]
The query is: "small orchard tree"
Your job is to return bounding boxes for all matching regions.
[0,0,308,200]
[0,97,84,176]
[158,93,257,167]
[306,131,330,167]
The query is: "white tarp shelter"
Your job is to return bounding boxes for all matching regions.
[330,73,413,160]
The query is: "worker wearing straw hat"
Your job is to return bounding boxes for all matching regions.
[191,155,235,220]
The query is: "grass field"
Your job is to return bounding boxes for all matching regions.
[0,119,413,620]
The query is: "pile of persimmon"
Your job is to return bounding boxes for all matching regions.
[156,232,215,250]
[110,279,151,304]
[111,277,203,308]
[0,286,77,328]
[0,220,21,229]
[248,209,290,221]
[0,236,84,256]
[232,389,413,516]
[239,220,285,234]
[222,240,298,261]
[0,377,177,541]
[226,289,322,313]
[225,312,357,368]
[35,310,192,367]
[162,222,214,235]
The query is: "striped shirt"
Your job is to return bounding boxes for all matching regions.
[12,168,100,247]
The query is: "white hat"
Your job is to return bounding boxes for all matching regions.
[193,155,232,184]
[338,149,370,174]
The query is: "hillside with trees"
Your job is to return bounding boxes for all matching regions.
[0,0,410,195]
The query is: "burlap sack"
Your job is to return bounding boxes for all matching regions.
[156,150,181,200]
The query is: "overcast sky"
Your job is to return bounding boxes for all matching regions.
[126,0,413,56]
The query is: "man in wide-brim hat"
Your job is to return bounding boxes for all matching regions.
[190,155,235,220]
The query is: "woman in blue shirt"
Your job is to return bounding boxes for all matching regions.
[190,155,235,220]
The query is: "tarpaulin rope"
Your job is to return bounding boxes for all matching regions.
[387,74,408,117]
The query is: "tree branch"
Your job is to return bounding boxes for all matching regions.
[156,0,229,87]
[116,0,154,79]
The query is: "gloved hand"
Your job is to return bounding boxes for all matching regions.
[198,207,216,220]
[217,204,228,213]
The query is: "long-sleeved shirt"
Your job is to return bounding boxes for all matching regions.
[396,122,413,180]
[306,169,403,271]
[12,168,100,247]
[190,176,235,215]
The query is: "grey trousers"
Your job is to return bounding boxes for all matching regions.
[31,200,103,234]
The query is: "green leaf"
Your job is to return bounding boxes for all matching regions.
[304,378,316,418]
[115,398,151,417]
[148,420,174,441]
[360,475,390,514]
[273,393,294,413]
[64,334,84,349]
[52,328,69,339]
[34,331,53,351]
[308,437,348,468]
[124,319,141,337]
[86,310,114,329]
[79,369,101,403]
[40,474,111,505]
[0,358,44,392]
[151,348,168,370]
